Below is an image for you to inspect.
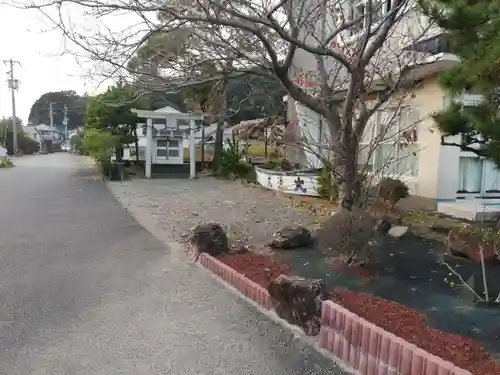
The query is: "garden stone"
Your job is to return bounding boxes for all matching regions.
[446,228,500,263]
[388,226,409,238]
[430,222,452,235]
[268,275,326,336]
[269,225,312,249]
[375,218,392,234]
[189,223,229,257]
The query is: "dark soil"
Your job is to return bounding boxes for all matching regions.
[332,289,500,375]
[273,234,500,358]
[329,260,372,279]
[217,252,290,288]
[216,248,500,375]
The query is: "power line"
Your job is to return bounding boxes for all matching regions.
[3,59,21,154]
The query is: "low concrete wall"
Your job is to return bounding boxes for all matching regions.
[255,166,320,197]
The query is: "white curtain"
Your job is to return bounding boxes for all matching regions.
[458,157,483,193]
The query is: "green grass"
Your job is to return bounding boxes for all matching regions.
[245,141,284,157]
[0,157,14,168]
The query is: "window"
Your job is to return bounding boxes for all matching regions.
[176,119,190,128]
[168,139,180,148]
[458,157,483,194]
[348,0,390,37]
[157,139,167,148]
[156,149,167,157]
[168,149,180,157]
[358,106,420,177]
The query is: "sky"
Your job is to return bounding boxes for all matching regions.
[0,3,122,125]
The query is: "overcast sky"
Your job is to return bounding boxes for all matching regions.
[0,4,108,125]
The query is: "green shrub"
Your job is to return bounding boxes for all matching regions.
[376,177,409,208]
[0,157,14,168]
[70,135,84,154]
[19,136,40,155]
[317,167,338,201]
[262,158,295,171]
[219,135,252,179]
[83,128,119,177]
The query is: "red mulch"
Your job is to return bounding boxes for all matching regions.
[332,289,500,375]
[330,260,372,279]
[217,252,290,288]
[216,251,499,375]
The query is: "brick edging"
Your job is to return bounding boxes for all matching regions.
[318,301,471,375]
[195,251,471,375]
[198,253,271,309]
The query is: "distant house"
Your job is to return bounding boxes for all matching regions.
[0,144,7,158]
[24,124,65,153]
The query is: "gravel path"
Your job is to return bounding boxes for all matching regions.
[108,177,319,249]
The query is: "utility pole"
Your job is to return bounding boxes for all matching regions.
[48,101,55,153]
[49,102,54,132]
[3,59,20,154]
[63,105,68,146]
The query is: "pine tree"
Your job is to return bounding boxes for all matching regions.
[420,0,500,166]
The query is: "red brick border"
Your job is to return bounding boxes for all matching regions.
[318,301,471,375]
[198,253,271,309]
[195,251,471,375]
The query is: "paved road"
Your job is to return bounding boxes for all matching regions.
[0,154,347,375]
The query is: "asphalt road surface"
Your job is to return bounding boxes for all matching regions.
[0,154,347,375]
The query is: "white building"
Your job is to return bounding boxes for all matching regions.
[285,0,499,217]
[120,106,236,163]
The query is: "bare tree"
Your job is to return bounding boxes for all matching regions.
[20,0,436,209]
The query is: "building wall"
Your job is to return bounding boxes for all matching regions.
[405,74,445,199]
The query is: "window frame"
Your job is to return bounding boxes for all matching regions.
[340,0,392,43]
[358,105,420,178]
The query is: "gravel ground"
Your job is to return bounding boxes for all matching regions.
[108,177,319,248]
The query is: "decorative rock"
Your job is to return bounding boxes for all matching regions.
[446,228,500,263]
[375,218,392,234]
[269,225,312,249]
[268,275,326,335]
[189,223,229,259]
[388,226,409,238]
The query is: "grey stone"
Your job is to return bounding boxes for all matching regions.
[189,223,229,257]
[269,225,313,249]
[388,226,409,238]
[268,275,327,336]
[375,218,392,234]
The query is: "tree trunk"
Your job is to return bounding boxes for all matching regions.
[133,125,139,163]
[213,120,224,171]
[334,141,362,211]
[116,146,123,162]
[212,82,228,172]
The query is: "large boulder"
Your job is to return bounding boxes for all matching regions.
[268,275,326,336]
[446,227,500,263]
[269,226,312,249]
[189,223,229,259]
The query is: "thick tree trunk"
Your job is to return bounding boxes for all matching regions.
[213,121,224,171]
[115,146,123,162]
[212,83,228,172]
[132,125,139,163]
[333,136,362,211]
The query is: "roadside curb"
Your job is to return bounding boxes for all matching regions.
[196,250,472,375]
